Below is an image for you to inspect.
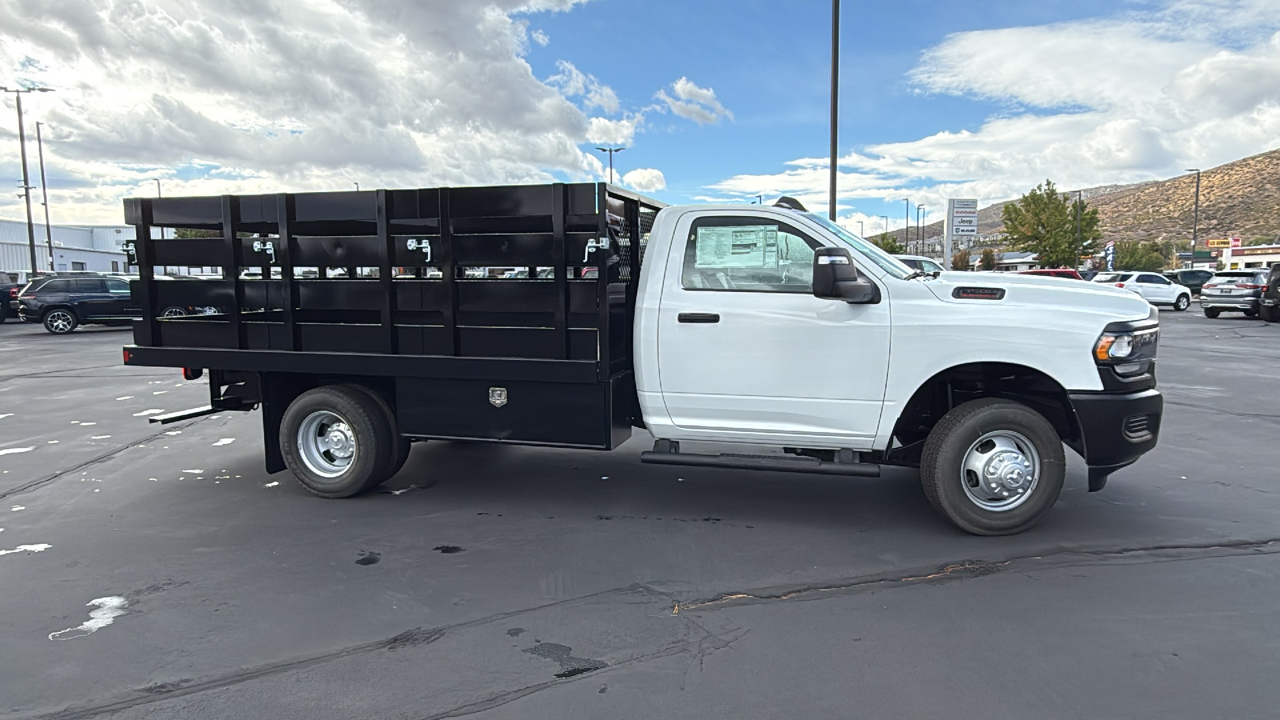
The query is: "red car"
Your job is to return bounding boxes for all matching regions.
[1018,268,1084,280]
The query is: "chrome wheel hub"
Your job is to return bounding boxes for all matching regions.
[298,411,357,480]
[48,312,72,332]
[960,430,1041,512]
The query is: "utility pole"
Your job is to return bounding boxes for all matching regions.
[1186,168,1201,269]
[36,121,54,269]
[828,0,840,221]
[2,85,54,277]
[595,146,625,184]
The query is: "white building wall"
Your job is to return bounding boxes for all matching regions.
[0,218,131,281]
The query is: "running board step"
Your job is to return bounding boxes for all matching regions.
[148,405,218,424]
[639,450,880,477]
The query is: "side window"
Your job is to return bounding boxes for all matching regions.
[73,279,105,293]
[682,219,819,292]
[1136,275,1161,284]
[42,279,70,293]
[106,279,130,294]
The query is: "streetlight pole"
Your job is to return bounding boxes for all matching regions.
[1186,168,1201,269]
[901,198,910,252]
[916,205,926,252]
[1075,190,1082,270]
[754,194,763,205]
[828,0,840,221]
[857,220,864,237]
[353,181,360,191]
[595,146,625,184]
[880,215,889,240]
[2,85,54,277]
[35,121,54,269]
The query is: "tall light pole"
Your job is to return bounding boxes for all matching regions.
[36,122,54,269]
[828,0,840,221]
[353,181,360,191]
[900,198,910,251]
[1186,168,1201,268]
[1075,190,1083,270]
[2,85,54,277]
[857,220,864,237]
[880,215,889,240]
[916,205,926,252]
[595,146,625,184]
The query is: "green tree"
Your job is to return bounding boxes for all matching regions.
[1001,179,1100,269]
[1113,241,1169,272]
[873,232,905,255]
[980,248,998,271]
[951,249,969,271]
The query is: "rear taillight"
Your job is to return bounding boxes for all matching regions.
[1238,284,1264,290]
[1203,284,1217,289]
[1115,283,1126,288]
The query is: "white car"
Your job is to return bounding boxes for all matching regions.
[1092,271,1192,311]
[893,254,946,274]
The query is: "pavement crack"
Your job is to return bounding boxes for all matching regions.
[673,538,1280,614]
[1163,399,1280,422]
[25,584,648,720]
[0,417,214,501]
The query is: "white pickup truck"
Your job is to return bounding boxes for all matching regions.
[123,183,1163,535]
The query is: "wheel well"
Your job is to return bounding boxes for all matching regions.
[885,363,1081,465]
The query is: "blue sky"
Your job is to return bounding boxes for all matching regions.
[1,0,1278,228]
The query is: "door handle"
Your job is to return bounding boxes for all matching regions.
[678,312,720,323]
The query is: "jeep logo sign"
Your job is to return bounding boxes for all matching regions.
[489,387,508,408]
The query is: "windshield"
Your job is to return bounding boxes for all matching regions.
[1093,273,1131,283]
[804,213,912,279]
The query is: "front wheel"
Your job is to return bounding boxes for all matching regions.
[1244,308,1259,318]
[1174,294,1190,311]
[280,385,395,498]
[43,309,78,334]
[1204,307,1221,319]
[919,399,1066,535]
[1261,304,1280,323]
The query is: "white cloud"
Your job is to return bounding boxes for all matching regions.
[531,29,550,46]
[586,116,641,145]
[0,0,621,223]
[656,77,732,124]
[621,167,665,192]
[709,1,1280,220]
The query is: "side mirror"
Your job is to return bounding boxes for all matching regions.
[812,247,881,304]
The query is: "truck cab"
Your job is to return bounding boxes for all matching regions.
[121,184,1162,536]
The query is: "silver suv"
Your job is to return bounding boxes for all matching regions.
[1200,270,1270,318]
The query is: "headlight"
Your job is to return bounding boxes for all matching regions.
[1094,329,1158,372]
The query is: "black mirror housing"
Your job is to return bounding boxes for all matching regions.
[813,247,881,304]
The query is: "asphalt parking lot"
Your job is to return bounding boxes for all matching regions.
[1,310,1278,719]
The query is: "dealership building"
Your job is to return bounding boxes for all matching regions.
[0,218,134,283]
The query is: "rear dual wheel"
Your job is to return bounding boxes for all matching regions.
[280,385,413,498]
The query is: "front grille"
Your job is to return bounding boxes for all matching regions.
[1123,414,1154,441]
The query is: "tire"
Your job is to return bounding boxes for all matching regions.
[1173,294,1190,311]
[1261,305,1280,323]
[1244,308,1258,318]
[1204,308,1221,319]
[280,385,395,498]
[345,385,413,481]
[919,398,1066,536]
[161,306,188,317]
[43,308,78,334]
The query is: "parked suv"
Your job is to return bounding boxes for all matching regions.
[17,276,140,334]
[1260,265,1280,323]
[1092,271,1192,310]
[1200,269,1270,318]
[1164,269,1213,295]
